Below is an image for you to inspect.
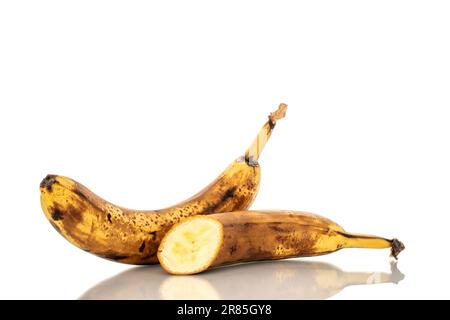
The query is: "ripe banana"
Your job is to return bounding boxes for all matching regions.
[40,104,287,265]
[157,210,405,275]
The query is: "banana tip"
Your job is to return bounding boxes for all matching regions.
[390,238,405,259]
[40,174,57,192]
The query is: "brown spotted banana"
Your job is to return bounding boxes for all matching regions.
[40,104,287,264]
[157,210,405,274]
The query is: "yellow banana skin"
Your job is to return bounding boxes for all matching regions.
[157,210,405,275]
[40,104,287,265]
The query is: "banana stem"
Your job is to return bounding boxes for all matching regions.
[244,103,288,164]
[339,232,405,259]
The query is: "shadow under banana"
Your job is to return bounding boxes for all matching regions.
[79,260,404,300]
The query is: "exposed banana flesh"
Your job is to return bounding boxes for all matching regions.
[40,104,287,265]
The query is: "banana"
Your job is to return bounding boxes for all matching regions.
[40,104,287,265]
[157,210,405,275]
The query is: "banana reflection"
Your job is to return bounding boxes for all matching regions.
[80,260,404,300]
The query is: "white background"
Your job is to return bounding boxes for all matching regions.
[1,1,449,299]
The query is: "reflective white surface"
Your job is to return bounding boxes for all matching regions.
[1,0,450,300]
[80,261,404,300]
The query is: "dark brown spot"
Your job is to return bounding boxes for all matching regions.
[229,221,254,232]
[107,213,112,223]
[51,207,64,221]
[40,174,57,192]
[268,118,276,130]
[65,204,82,222]
[246,180,256,190]
[245,247,273,260]
[270,225,286,232]
[222,187,237,202]
[72,188,88,201]
[229,244,237,255]
[201,187,237,214]
[139,241,146,253]
[51,203,84,238]
[245,156,259,167]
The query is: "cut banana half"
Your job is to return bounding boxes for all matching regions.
[158,211,405,275]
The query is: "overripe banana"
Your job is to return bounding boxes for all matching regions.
[157,210,405,275]
[40,104,287,265]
